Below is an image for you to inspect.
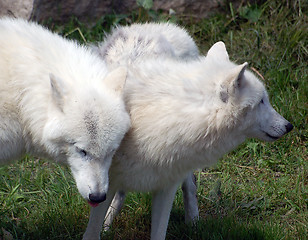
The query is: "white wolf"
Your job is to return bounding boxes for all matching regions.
[94,22,201,226]
[84,23,293,240]
[0,18,131,206]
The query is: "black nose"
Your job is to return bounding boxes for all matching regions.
[89,193,107,203]
[285,123,293,133]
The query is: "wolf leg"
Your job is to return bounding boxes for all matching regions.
[151,184,178,240]
[103,190,126,231]
[0,116,24,164]
[182,172,199,224]
[83,189,116,240]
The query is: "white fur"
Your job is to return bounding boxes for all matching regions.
[0,18,131,204]
[97,23,201,231]
[95,22,199,68]
[84,23,293,240]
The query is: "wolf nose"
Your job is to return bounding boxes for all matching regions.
[285,123,293,133]
[89,192,107,203]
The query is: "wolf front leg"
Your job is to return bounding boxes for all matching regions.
[0,115,24,164]
[103,190,126,232]
[182,172,199,223]
[83,190,116,240]
[151,184,178,240]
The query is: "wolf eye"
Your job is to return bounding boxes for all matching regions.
[76,147,87,157]
[260,99,264,104]
[80,149,87,157]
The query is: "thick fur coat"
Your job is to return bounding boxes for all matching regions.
[0,18,130,204]
[84,23,293,240]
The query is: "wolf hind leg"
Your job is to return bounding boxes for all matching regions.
[103,190,126,232]
[182,172,199,224]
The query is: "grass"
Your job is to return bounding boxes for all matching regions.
[0,0,307,239]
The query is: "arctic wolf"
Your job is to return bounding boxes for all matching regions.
[0,18,130,206]
[84,23,293,240]
[94,22,201,226]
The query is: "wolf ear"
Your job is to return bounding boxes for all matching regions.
[103,67,127,97]
[50,73,67,111]
[230,62,248,90]
[207,41,229,61]
[220,62,248,102]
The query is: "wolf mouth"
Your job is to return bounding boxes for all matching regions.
[88,201,100,208]
[265,132,279,140]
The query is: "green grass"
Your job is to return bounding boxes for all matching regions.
[1,1,307,239]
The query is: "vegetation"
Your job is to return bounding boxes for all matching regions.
[1,1,307,239]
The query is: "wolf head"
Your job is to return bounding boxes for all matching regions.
[43,67,130,205]
[206,42,293,142]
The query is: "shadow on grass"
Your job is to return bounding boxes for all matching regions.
[0,196,288,240]
[101,206,279,240]
[167,209,279,240]
[1,208,88,240]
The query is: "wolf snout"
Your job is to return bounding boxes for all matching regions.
[89,192,107,203]
[285,122,293,133]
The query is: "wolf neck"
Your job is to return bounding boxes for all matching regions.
[142,109,246,170]
[126,60,247,172]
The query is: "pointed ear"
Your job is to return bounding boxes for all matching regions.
[103,67,127,97]
[220,62,248,103]
[207,41,229,61]
[230,62,248,90]
[50,73,67,111]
